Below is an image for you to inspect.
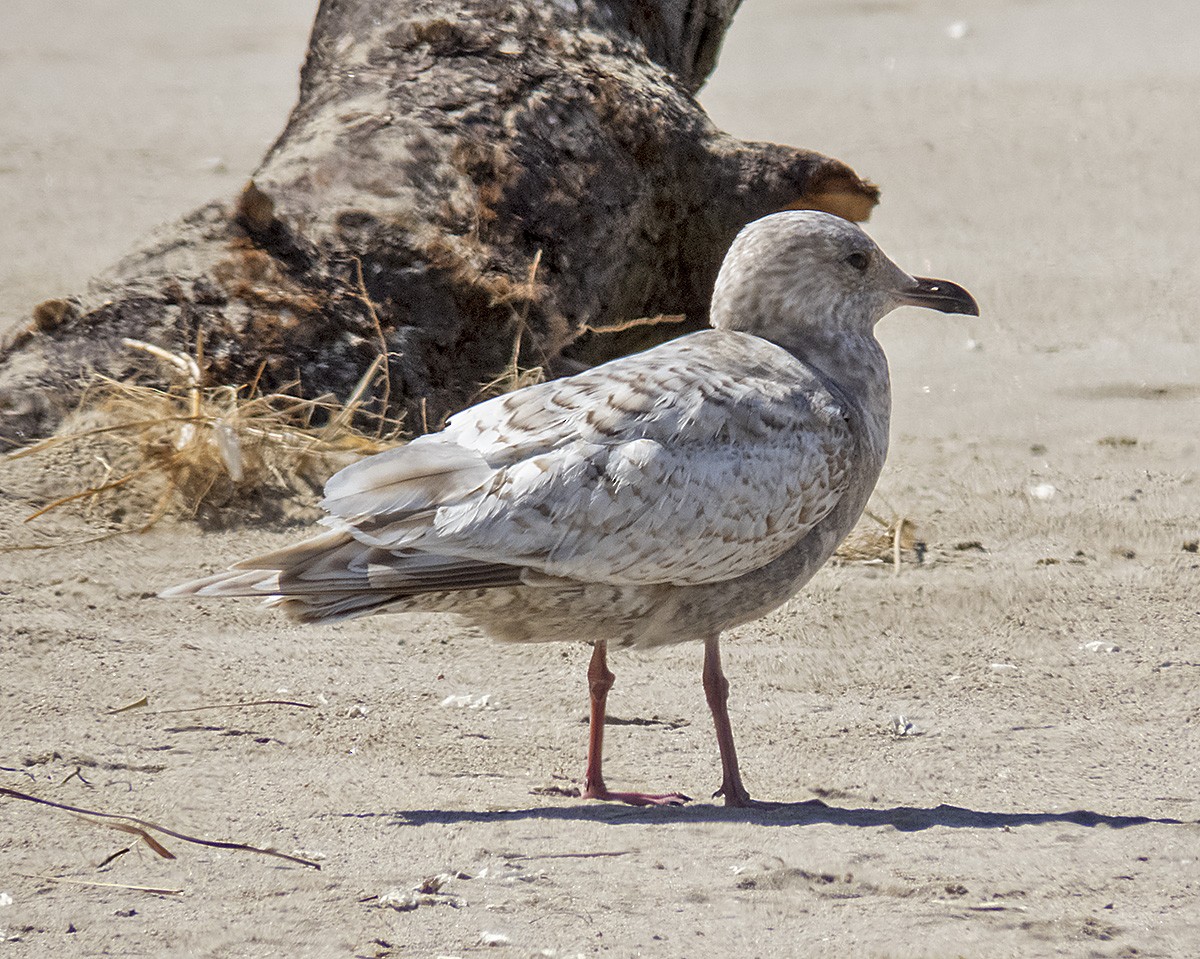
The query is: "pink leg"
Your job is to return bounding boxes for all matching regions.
[580,641,690,807]
[703,635,776,808]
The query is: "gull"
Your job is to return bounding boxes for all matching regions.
[164,211,978,807]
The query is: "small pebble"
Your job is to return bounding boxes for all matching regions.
[890,715,915,736]
[440,693,492,709]
[378,889,418,911]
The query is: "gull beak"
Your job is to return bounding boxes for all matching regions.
[895,276,980,316]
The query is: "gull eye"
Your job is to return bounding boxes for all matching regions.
[845,250,870,272]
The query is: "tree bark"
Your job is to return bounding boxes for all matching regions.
[0,0,877,445]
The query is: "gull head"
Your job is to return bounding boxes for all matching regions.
[709,211,978,345]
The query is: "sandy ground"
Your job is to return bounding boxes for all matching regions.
[3,1,1199,957]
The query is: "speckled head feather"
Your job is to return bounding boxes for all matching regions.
[710,210,978,346]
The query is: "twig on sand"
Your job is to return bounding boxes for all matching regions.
[149,699,316,715]
[20,874,184,896]
[1,786,321,870]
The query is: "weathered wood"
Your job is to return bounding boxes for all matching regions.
[0,0,877,445]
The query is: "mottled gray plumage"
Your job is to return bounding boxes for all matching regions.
[164,210,977,806]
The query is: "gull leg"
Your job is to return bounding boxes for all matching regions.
[580,641,690,807]
[704,635,776,808]
[581,641,614,798]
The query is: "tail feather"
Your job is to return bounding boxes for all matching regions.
[160,529,523,622]
[268,590,447,624]
[159,567,283,598]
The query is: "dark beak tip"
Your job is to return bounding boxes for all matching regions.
[907,276,980,317]
[956,294,981,317]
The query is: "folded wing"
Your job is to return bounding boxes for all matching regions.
[323,330,855,587]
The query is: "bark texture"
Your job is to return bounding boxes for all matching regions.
[0,0,878,444]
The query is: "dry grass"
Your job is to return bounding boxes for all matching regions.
[472,249,548,404]
[833,509,922,571]
[6,339,402,537]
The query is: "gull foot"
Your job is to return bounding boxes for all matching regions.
[714,785,830,811]
[715,789,781,810]
[583,786,692,807]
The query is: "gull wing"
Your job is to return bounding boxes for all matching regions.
[323,330,856,587]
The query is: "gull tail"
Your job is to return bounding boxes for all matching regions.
[160,530,523,624]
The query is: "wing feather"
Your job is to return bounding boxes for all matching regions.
[323,330,856,586]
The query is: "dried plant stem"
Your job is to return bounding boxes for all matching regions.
[7,416,197,460]
[22,468,146,522]
[509,249,543,374]
[121,338,201,384]
[893,515,906,576]
[1,786,321,870]
[1,530,131,553]
[350,256,392,428]
[583,313,687,335]
[20,874,183,896]
[319,353,386,440]
[151,699,316,714]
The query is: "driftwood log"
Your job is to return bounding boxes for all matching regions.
[0,0,877,446]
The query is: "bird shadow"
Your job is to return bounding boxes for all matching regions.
[347,799,1191,832]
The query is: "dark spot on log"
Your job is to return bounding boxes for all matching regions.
[191,277,227,306]
[235,180,277,234]
[335,209,382,240]
[233,181,315,274]
[162,280,187,306]
[784,170,881,222]
[409,18,467,51]
[30,299,79,333]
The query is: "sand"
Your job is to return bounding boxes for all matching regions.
[2,1,1198,956]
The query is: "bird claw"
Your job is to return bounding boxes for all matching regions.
[712,783,780,810]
